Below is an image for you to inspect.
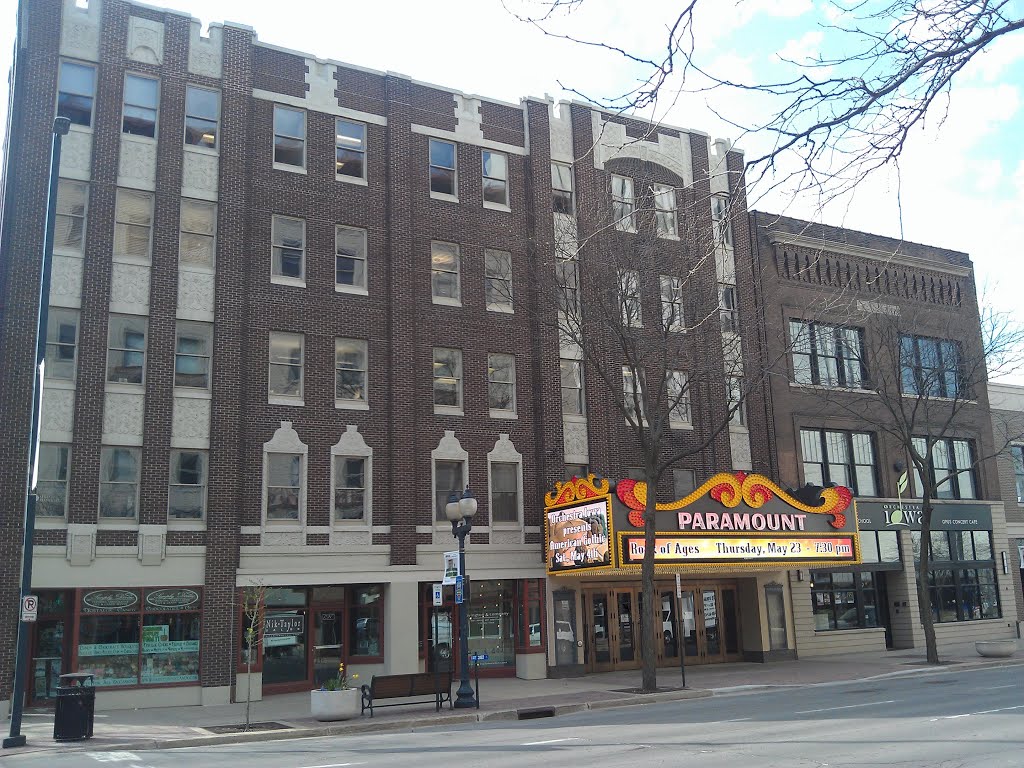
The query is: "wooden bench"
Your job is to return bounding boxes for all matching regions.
[360,671,452,717]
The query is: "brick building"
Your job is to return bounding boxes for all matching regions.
[0,0,1017,717]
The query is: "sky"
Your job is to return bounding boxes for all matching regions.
[1,0,1021,375]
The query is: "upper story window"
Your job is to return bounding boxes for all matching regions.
[433,347,463,412]
[719,285,738,333]
[169,449,207,520]
[106,315,147,385]
[57,61,96,127]
[800,428,877,495]
[273,105,306,168]
[484,249,513,312]
[334,456,367,521]
[482,150,508,207]
[1012,445,1024,502]
[46,309,79,381]
[490,461,520,523]
[429,139,457,197]
[560,359,585,417]
[667,370,691,427]
[271,215,305,283]
[184,85,220,148]
[727,376,745,426]
[99,446,140,519]
[619,270,642,327]
[431,241,461,305]
[488,352,516,416]
[335,119,366,180]
[38,444,70,518]
[556,257,579,317]
[711,194,733,248]
[268,331,304,402]
[175,321,212,389]
[911,437,977,499]
[673,468,696,496]
[335,338,368,406]
[179,199,216,269]
[653,183,677,237]
[552,162,574,214]
[791,321,865,389]
[660,275,685,332]
[622,366,645,423]
[901,335,962,399]
[336,226,368,292]
[266,453,302,522]
[122,74,159,137]
[434,459,464,522]
[55,180,88,255]
[113,189,153,261]
[611,174,635,232]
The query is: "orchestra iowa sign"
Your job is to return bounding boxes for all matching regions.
[544,471,859,575]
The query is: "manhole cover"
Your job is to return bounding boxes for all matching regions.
[204,721,292,734]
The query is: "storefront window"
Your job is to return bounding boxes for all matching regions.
[262,608,307,685]
[349,585,383,658]
[810,571,880,631]
[75,588,201,688]
[518,579,544,649]
[466,580,515,668]
[910,529,1000,623]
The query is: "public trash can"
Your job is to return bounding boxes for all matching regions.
[53,672,95,742]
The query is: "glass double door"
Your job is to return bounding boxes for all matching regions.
[584,582,741,671]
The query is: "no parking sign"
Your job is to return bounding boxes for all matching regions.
[20,595,38,622]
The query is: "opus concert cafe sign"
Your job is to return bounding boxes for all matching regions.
[543,472,860,574]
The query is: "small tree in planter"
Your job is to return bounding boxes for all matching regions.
[311,661,360,721]
[240,582,267,732]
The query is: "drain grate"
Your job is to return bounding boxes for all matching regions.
[204,721,293,734]
[517,707,555,720]
[923,679,958,685]
[846,688,883,694]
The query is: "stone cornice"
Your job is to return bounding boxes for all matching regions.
[769,231,971,278]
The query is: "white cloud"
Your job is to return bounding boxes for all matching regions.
[777,31,825,64]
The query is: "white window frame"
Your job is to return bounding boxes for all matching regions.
[174,321,213,391]
[432,430,468,524]
[429,138,458,201]
[335,337,369,410]
[183,84,220,150]
[728,376,746,427]
[653,183,678,238]
[168,449,208,520]
[335,118,367,184]
[487,434,523,528]
[57,59,97,129]
[54,179,88,257]
[484,248,513,313]
[431,241,461,306]
[712,194,733,248]
[623,365,646,425]
[99,446,141,520]
[433,347,463,415]
[482,149,509,210]
[560,358,585,417]
[113,188,154,262]
[335,225,368,294]
[273,104,306,171]
[552,162,574,215]
[719,284,738,333]
[268,331,304,405]
[611,174,635,232]
[619,270,642,327]
[262,421,307,528]
[106,315,147,387]
[667,370,692,429]
[488,352,517,418]
[331,425,373,527]
[38,443,70,519]
[271,214,306,287]
[179,198,217,271]
[660,275,685,332]
[46,308,80,383]
[122,73,159,139]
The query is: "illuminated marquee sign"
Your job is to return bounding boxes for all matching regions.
[543,471,860,573]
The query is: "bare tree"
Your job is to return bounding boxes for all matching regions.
[788,295,1024,663]
[507,1,1024,199]
[239,581,267,731]
[544,161,784,691]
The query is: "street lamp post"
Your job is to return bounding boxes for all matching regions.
[445,487,478,709]
[4,116,72,750]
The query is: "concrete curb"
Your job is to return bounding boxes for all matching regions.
[5,688,715,758]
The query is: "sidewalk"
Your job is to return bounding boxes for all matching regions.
[4,640,1021,759]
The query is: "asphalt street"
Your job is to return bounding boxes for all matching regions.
[3,663,1022,768]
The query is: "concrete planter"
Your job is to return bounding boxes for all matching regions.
[310,688,361,721]
[975,640,1017,658]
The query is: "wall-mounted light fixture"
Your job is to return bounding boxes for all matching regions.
[1002,551,1009,575]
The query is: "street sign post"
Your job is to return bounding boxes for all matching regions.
[20,596,37,623]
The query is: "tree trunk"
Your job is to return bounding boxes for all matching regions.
[916,492,940,664]
[245,641,253,730]
[640,479,658,692]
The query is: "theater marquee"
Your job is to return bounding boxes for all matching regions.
[544,471,859,574]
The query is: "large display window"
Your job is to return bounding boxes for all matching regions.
[73,587,202,688]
